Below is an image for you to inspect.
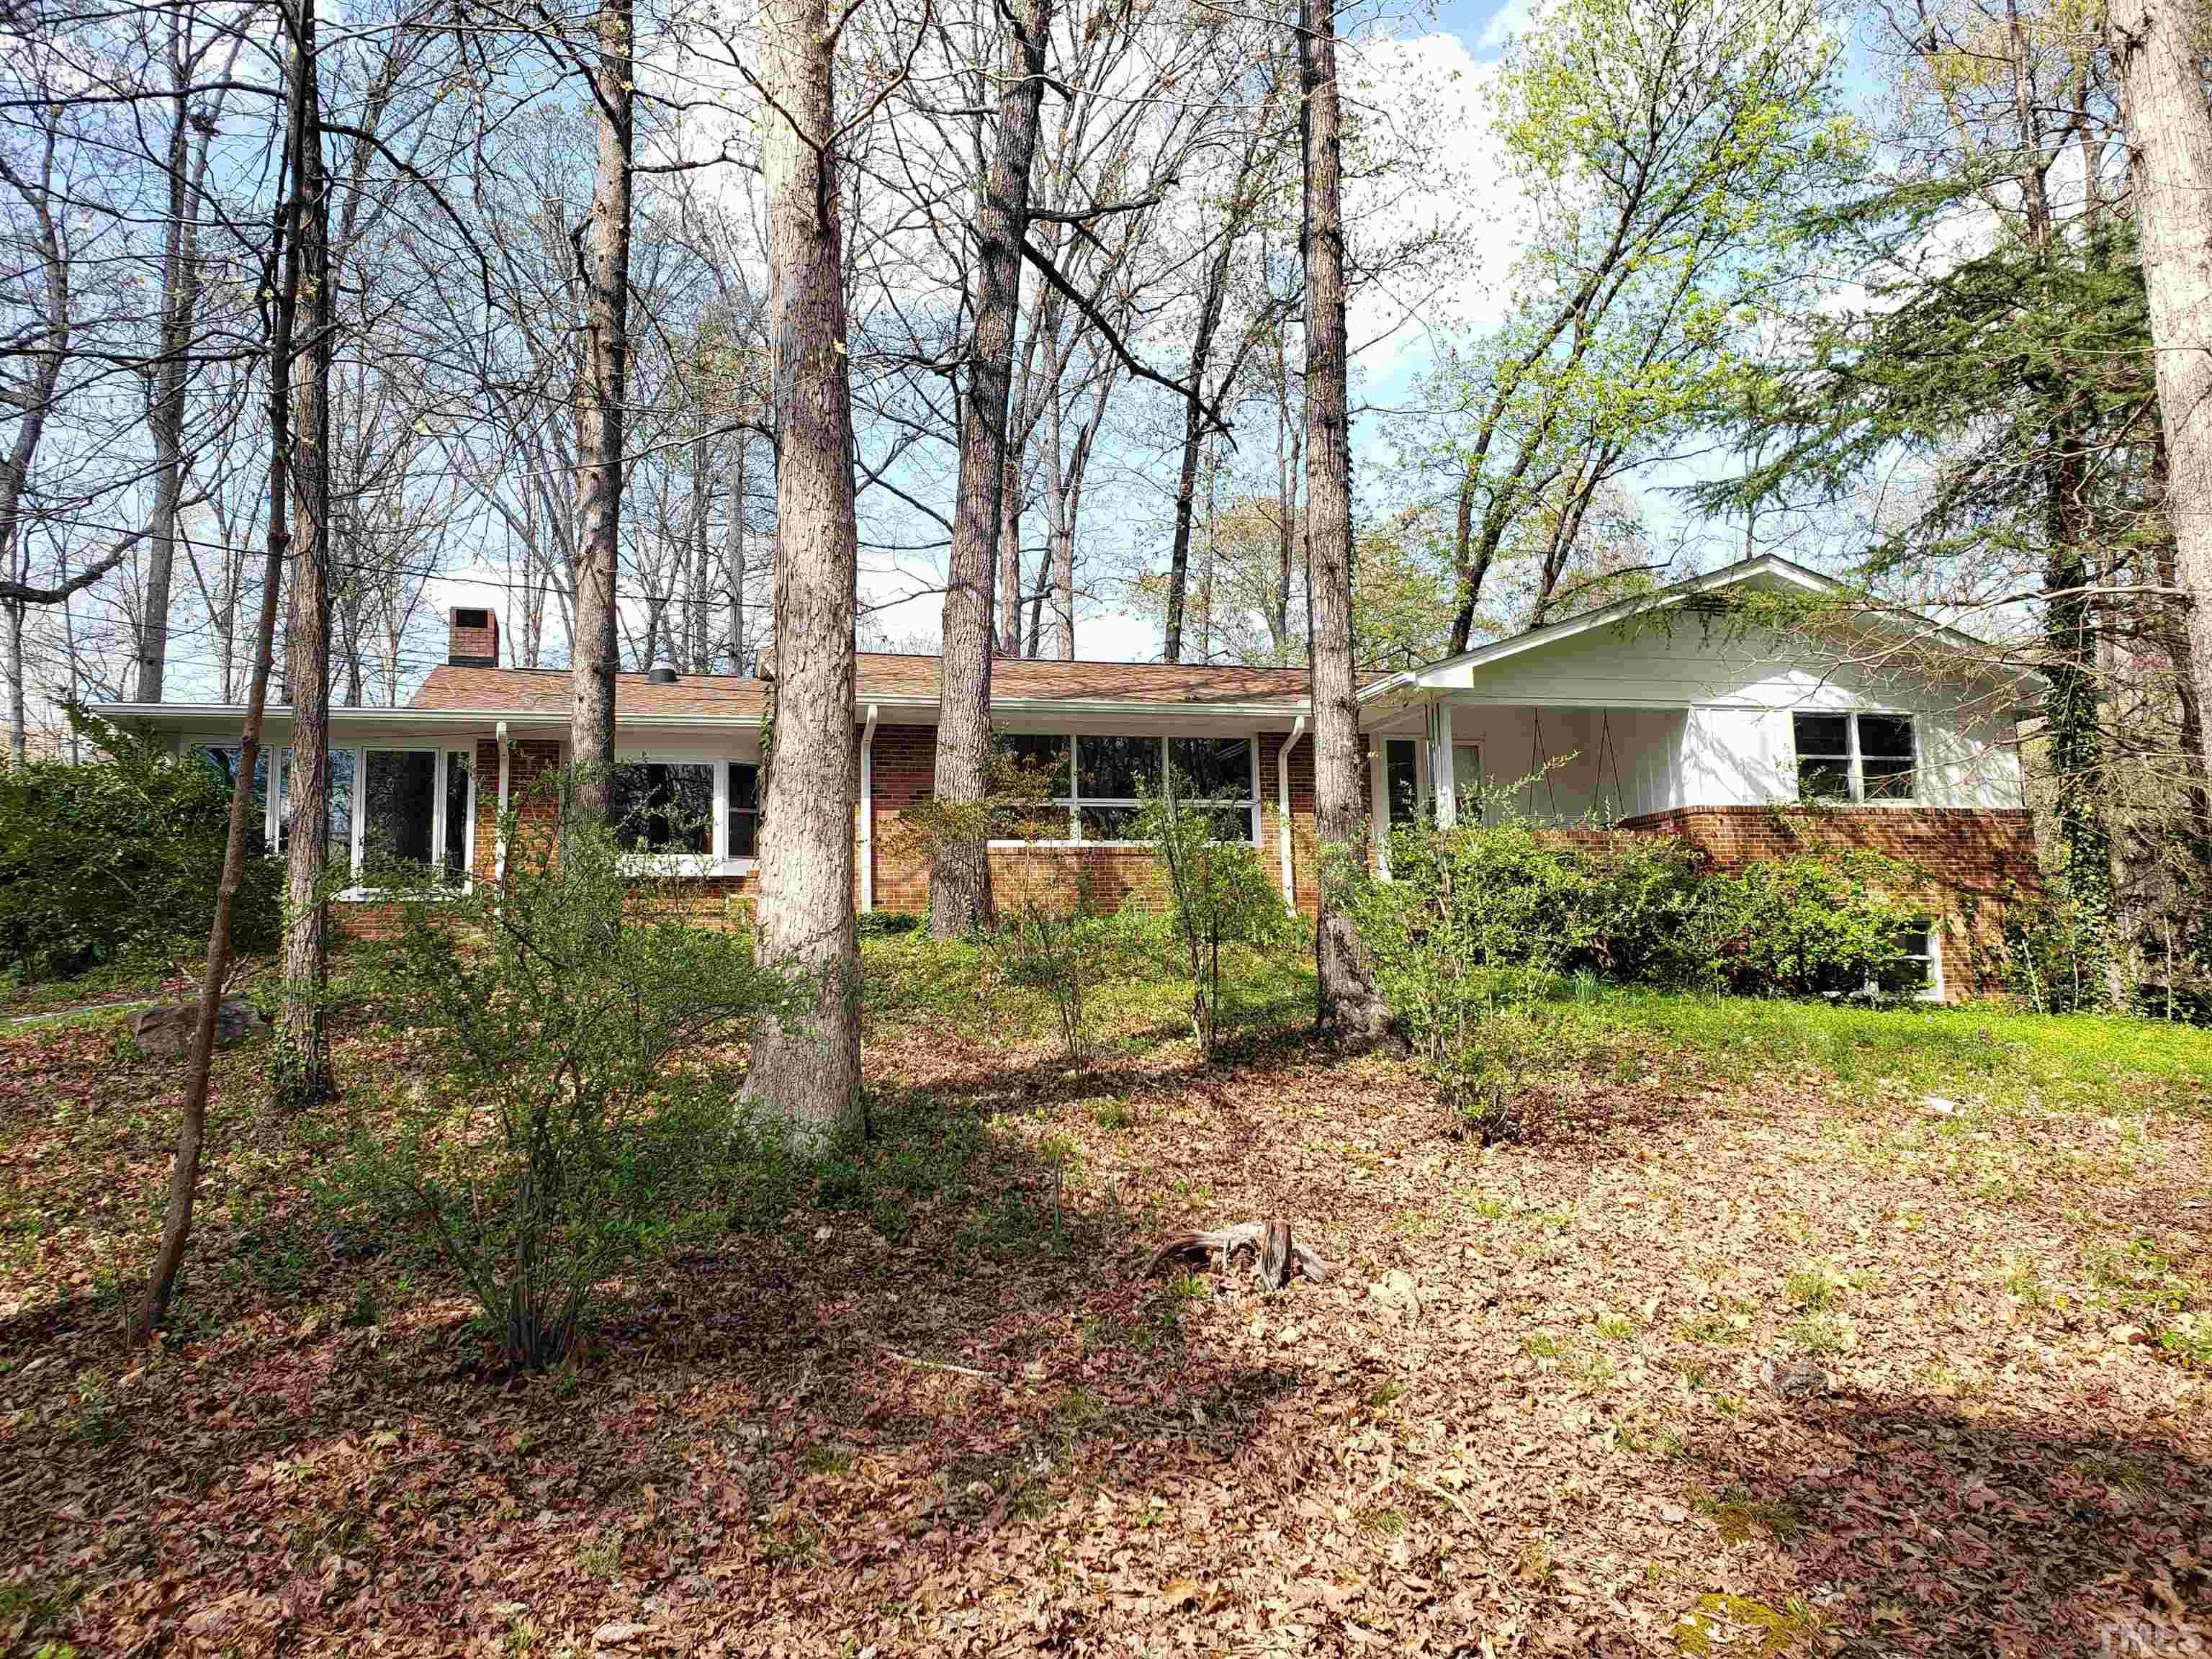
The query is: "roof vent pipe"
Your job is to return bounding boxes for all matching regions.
[645,665,678,685]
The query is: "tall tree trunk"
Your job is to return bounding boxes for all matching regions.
[132,27,306,1344]
[137,38,206,705]
[1040,324,1075,658]
[997,446,1022,655]
[276,0,335,1106]
[569,0,634,826]
[4,603,22,764]
[2111,0,2212,792]
[691,432,712,671]
[1270,324,1298,660]
[1300,0,1388,1045]
[2151,444,2212,858]
[727,431,747,672]
[930,0,1051,936]
[743,0,861,1142]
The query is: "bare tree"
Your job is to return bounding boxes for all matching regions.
[276,0,336,1104]
[2110,0,2212,788]
[568,0,634,826]
[930,0,1053,935]
[1299,0,1385,1045]
[134,17,308,1342]
[742,0,862,1141]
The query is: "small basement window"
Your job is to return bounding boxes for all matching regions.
[1793,711,1916,804]
[1894,920,1942,1000]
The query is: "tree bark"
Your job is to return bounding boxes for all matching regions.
[133,14,306,1343]
[276,0,335,1105]
[930,0,1051,936]
[727,430,747,673]
[136,28,210,706]
[568,0,634,827]
[997,445,1022,656]
[1300,0,1388,1046]
[743,0,861,1143]
[2111,0,2212,792]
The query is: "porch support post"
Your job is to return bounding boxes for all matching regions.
[1278,716,1305,912]
[858,703,879,913]
[1428,698,1457,829]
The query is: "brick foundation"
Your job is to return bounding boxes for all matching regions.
[1611,804,2040,997]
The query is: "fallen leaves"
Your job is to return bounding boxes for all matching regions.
[0,993,2208,1655]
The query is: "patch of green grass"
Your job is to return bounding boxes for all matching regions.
[1089,1098,1135,1131]
[803,1442,855,1476]
[1676,1591,1823,1655]
[575,1527,622,1578]
[1788,1312,1856,1357]
[1368,1378,1405,1409]
[1783,1264,1845,1312]
[1593,1311,1636,1342]
[1553,985,2212,1118]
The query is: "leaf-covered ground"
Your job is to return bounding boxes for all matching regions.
[2,950,2209,1657]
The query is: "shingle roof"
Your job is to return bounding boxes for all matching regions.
[411,654,1319,716]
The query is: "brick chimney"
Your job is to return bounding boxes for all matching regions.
[449,605,500,667]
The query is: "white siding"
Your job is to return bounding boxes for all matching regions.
[1406,616,2025,814]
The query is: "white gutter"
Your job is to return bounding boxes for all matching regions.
[858,703,879,913]
[494,720,511,881]
[91,695,1316,729]
[1277,716,1305,912]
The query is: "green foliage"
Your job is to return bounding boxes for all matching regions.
[0,719,281,981]
[991,881,1137,1068]
[349,781,792,1369]
[1349,818,1930,1125]
[1136,777,1295,1053]
[1703,851,1928,999]
[1401,0,1861,642]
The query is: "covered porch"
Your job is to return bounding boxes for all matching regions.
[1364,699,1696,839]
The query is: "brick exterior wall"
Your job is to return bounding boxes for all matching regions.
[1612,804,2041,997]
[331,721,2041,998]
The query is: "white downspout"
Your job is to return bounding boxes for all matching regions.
[494,719,511,881]
[858,703,879,912]
[1278,716,1305,912]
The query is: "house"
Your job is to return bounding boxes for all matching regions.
[94,555,2041,998]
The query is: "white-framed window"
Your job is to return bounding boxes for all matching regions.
[194,738,477,893]
[1897,919,1943,1001]
[1793,711,1917,804]
[727,761,760,858]
[986,732,1261,846]
[609,747,760,874]
[194,742,271,859]
[353,746,473,891]
[1382,737,1420,829]
[1453,741,1483,822]
[276,747,356,862]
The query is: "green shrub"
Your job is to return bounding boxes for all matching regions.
[0,718,281,981]
[351,781,793,1369]
[1138,777,1295,1053]
[1350,818,1932,1128]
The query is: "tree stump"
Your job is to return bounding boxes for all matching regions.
[1141,1218,1329,1287]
